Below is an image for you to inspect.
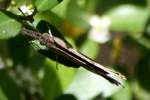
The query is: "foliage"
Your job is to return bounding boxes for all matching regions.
[0,0,150,100]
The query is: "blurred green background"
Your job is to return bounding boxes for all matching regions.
[0,0,150,100]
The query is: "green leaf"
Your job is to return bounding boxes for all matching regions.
[65,68,122,100]
[66,0,89,29]
[52,0,70,18]
[0,87,8,100]
[29,52,46,71]
[135,54,150,92]
[0,11,22,39]
[42,61,62,100]
[35,0,61,12]
[80,38,99,59]
[55,94,77,100]
[110,82,132,100]
[132,81,150,100]
[133,35,150,49]
[58,65,77,90]
[34,11,63,27]
[64,39,121,99]
[7,35,30,66]
[42,59,76,99]
[46,59,76,90]
[0,69,21,100]
[105,5,149,33]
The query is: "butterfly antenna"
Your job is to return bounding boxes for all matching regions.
[18,7,26,16]
[18,6,38,31]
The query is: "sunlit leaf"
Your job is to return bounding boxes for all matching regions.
[65,68,121,100]
[110,82,132,100]
[35,0,61,12]
[52,0,70,18]
[105,5,149,33]
[0,11,21,39]
[34,11,63,27]
[66,0,89,29]
[52,0,90,38]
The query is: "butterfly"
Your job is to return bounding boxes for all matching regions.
[22,20,126,86]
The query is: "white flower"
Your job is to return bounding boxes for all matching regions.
[19,5,34,15]
[88,15,111,43]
